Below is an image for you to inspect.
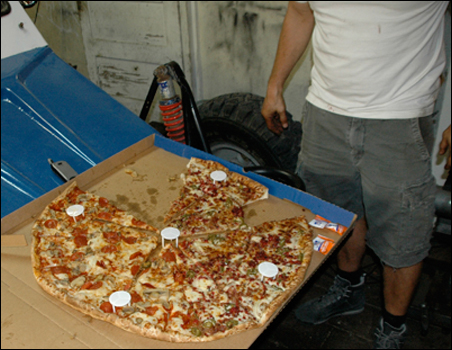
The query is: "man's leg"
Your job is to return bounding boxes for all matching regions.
[337,217,368,273]
[383,262,423,316]
[373,262,423,349]
[338,215,423,316]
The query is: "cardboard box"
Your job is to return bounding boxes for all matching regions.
[1,134,357,348]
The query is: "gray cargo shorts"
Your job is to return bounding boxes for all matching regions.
[297,102,436,268]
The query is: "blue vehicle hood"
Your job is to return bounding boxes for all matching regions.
[1,47,157,218]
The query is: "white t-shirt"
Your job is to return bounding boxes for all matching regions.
[297,1,448,119]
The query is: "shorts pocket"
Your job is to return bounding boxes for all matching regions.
[409,118,433,161]
[400,176,436,255]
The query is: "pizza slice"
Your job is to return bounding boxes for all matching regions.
[243,216,313,323]
[32,229,134,313]
[247,216,313,282]
[164,158,268,238]
[165,196,246,237]
[58,182,159,232]
[175,228,251,266]
[32,217,159,297]
[182,158,269,206]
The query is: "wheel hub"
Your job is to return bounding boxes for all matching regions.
[210,142,261,168]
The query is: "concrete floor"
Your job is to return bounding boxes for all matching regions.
[250,233,451,349]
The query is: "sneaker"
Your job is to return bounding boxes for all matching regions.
[295,274,365,325]
[374,317,406,349]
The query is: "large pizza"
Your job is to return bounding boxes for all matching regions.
[31,158,313,342]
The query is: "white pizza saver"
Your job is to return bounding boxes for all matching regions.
[210,170,227,184]
[161,227,181,247]
[109,291,131,313]
[258,262,279,281]
[66,205,84,222]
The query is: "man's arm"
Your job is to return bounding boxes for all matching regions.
[262,1,315,134]
[439,125,451,169]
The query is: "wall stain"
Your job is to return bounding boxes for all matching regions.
[213,2,264,72]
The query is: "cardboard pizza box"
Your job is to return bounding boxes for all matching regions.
[1,134,357,349]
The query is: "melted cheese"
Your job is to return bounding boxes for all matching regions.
[192,277,214,291]
[251,236,262,243]
[184,286,202,303]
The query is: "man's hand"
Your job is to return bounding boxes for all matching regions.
[439,125,451,169]
[261,92,288,135]
[261,1,314,136]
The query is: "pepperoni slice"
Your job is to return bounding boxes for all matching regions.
[96,260,107,269]
[162,251,176,262]
[97,211,112,221]
[100,301,114,313]
[44,219,58,229]
[130,291,143,304]
[103,231,120,244]
[122,235,137,245]
[131,264,140,276]
[89,281,103,290]
[129,251,144,260]
[50,266,71,276]
[131,218,146,227]
[99,197,109,207]
[101,245,117,254]
[145,305,159,316]
[81,281,103,290]
[74,234,88,248]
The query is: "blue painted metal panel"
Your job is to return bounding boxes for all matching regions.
[1,47,158,217]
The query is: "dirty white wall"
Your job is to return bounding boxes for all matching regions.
[25,2,89,78]
[195,1,311,120]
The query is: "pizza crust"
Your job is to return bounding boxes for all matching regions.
[257,242,313,326]
[186,157,229,173]
[224,171,269,203]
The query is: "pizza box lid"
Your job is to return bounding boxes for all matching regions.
[1,133,357,349]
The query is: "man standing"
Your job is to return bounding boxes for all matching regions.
[262,2,450,349]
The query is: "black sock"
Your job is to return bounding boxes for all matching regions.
[338,268,363,286]
[383,308,406,329]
